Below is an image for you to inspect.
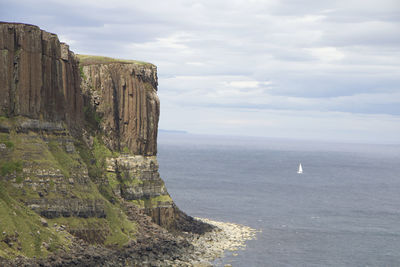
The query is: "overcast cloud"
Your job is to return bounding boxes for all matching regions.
[1,0,399,143]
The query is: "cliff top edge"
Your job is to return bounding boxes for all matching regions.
[0,21,59,37]
[0,21,38,27]
[77,54,155,67]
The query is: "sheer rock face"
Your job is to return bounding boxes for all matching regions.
[0,22,83,132]
[81,63,159,156]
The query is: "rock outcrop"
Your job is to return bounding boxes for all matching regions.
[80,57,159,155]
[0,22,83,132]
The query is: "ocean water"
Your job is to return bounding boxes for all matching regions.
[157,133,400,267]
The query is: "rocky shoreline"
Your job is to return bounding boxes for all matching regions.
[1,216,257,267]
[193,218,258,264]
[169,218,258,266]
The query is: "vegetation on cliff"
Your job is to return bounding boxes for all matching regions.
[0,183,70,259]
[77,54,154,67]
[0,122,139,252]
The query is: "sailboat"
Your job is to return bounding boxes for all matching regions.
[297,163,303,174]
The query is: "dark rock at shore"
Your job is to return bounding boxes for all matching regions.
[1,203,212,267]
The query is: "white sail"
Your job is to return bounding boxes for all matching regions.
[297,163,303,174]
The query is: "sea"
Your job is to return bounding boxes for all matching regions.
[157,132,400,267]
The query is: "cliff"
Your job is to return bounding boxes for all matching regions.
[0,22,211,265]
[78,55,209,233]
[79,56,159,155]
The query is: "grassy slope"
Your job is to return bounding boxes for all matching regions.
[0,118,138,259]
[0,182,71,259]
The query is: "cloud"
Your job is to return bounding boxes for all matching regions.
[307,47,345,61]
[2,0,400,142]
[159,74,400,115]
[159,105,400,143]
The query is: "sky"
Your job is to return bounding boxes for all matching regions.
[1,0,400,143]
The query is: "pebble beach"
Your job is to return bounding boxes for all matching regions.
[167,218,259,266]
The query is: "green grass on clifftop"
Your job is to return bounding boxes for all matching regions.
[77,54,154,67]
